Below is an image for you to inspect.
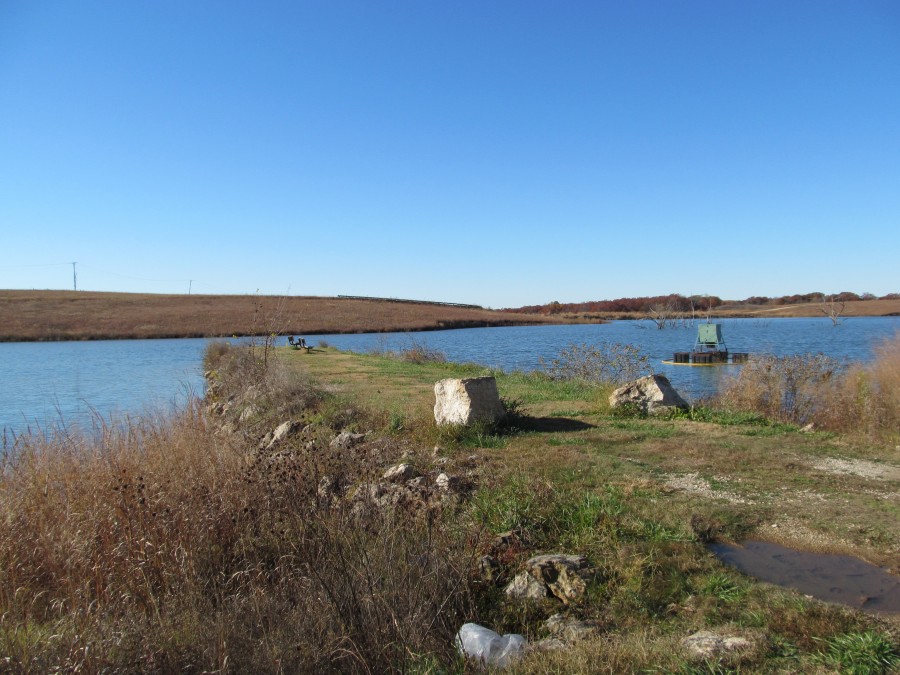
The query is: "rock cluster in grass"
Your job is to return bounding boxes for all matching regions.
[203,369,477,522]
[608,374,688,415]
[504,553,595,605]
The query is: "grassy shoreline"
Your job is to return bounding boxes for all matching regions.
[1,341,898,672]
[0,290,589,342]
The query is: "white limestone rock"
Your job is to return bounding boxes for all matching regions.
[682,630,755,661]
[382,463,421,483]
[608,374,688,415]
[434,377,506,426]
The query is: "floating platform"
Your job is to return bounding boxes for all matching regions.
[664,324,749,366]
[663,352,750,367]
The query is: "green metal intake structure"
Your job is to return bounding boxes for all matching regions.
[667,323,749,366]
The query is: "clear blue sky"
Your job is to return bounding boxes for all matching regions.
[2,1,898,307]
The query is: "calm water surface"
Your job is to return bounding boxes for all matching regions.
[313,316,900,398]
[1,338,210,439]
[711,540,900,614]
[1,317,898,438]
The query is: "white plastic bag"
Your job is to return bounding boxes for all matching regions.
[456,622,527,668]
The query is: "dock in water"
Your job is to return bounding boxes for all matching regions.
[662,323,749,366]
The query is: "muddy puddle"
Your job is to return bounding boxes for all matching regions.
[710,540,900,614]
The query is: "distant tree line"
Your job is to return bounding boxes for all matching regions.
[504,292,898,315]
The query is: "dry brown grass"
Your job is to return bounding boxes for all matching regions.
[0,290,579,341]
[715,332,900,440]
[816,332,900,437]
[0,345,476,672]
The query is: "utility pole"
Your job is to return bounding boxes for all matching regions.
[188,279,193,295]
[72,262,77,291]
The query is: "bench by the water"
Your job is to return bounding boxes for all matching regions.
[288,336,312,352]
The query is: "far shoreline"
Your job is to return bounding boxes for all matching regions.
[2,289,897,343]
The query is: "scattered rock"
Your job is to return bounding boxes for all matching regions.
[351,482,417,515]
[682,630,754,661]
[406,476,427,488]
[330,431,366,449]
[505,554,595,604]
[525,554,595,604]
[494,530,521,548]
[317,475,345,507]
[505,572,550,601]
[478,555,501,582]
[490,530,528,563]
[382,463,421,483]
[238,404,260,423]
[543,613,599,643]
[435,472,466,493]
[267,420,300,448]
[529,637,567,652]
[608,374,688,415]
[456,623,526,668]
[434,377,506,426]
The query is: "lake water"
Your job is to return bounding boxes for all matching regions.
[1,317,898,439]
[1,338,209,441]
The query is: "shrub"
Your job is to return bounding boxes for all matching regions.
[541,342,652,386]
[715,353,840,425]
[370,337,447,364]
[817,333,900,438]
[714,334,900,438]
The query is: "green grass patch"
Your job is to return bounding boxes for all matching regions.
[815,630,900,674]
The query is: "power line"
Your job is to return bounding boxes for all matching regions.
[0,262,73,269]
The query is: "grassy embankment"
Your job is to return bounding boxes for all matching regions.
[1,337,899,672]
[0,290,585,342]
[537,297,900,322]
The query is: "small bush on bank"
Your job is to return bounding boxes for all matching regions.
[368,337,447,364]
[817,333,900,438]
[712,333,900,439]
[541,342,652,387]
[716,353,840,425]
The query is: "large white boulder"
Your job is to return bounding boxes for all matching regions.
[434,377,506,426]
[608,374,688,415]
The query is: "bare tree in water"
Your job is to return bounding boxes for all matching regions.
[647,302,678,329]
[819,294,845,326]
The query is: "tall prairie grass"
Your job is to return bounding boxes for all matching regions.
[714,333,900,439]
[0,344,474,672]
